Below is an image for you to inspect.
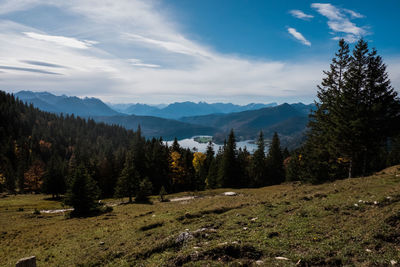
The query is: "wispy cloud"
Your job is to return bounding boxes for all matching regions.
[128,59,160,68]
[288,28,311,46]
[311,3,367,42]
[21,60,66,68]
[23,32,97,49]
[0,65,61,75]
[289,10,314,20]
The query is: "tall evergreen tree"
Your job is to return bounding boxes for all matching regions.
[218,129,238,187]
[114,152,139,203]
[64,164,100,216]
[251,131,267,187]
[266,132,284,185]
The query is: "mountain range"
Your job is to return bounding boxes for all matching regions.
[14,91,314,148]
[108,101,277,119]
[15,91,119,117]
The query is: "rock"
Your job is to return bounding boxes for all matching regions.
[223,192,237,196]
[365,249,372,252]
[175,231,193,244]
[275,256,289,261]
[16,256,36,267]
[255,260,264,265]
[373,201,379,205]
[99,241,105,245]
[391,260,397,266]
[250,217,258,222]
[243,227,248,230]
[354,203,359,207]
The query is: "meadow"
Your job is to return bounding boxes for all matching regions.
[1,166,399,266]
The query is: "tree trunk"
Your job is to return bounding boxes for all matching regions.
[348,158,352,178]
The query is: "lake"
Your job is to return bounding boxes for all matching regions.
[165,136,262,153]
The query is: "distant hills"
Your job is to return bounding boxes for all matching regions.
[108,101,277,119]
[13,91,314,148]
[15,91,119,117]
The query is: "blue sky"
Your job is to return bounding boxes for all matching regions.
[0,0,399,104]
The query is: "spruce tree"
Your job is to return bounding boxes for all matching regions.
[266,132,284,185]
[251,131,266,187]
[114,152,139,203]
[218,129,238,187]
[64,164,100,217]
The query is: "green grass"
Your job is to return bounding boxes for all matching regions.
[1,166,400,266]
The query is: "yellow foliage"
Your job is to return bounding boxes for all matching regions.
[192,152,206,173]
[0,173,5,185]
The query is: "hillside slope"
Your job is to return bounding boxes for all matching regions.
[180,103,313,144]
[94,115,217,140]
[1,166,399,266]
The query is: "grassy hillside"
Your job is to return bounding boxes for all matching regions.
[1,166,400,266]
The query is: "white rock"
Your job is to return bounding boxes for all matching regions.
[358,200,363,203]
[223,192,237,196]
[243,227,248,230]
[275,256,289,260]
[354,203,359,207]
[365,249,372,252]
[373,201,378,205]
[255,260,264,265]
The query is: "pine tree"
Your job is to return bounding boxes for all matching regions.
[266,132,284,185]
[64,164,100,216]
[304,39,400,181]
[114,152,139,203]
[218,129,238,187]
[251,131,266,187]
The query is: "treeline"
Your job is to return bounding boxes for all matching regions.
[286,39,400,183]
[0,91,288,202]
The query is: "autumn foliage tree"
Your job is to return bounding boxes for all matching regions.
[23,160,45,193]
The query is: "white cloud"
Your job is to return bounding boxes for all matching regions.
[287,28,311,46]
[311,3,367,42]
[128,58,160,68]
[289,10,314,20]
[23,32,96,49]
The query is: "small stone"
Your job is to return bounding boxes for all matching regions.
[365,249,372,252]
[16,256,36,267]
[275,256,289,260]
[358,200,363,203]
[354,203,359,207]
[373,201,378,205]
[386,196,392,200]
[99,241,105,245]
[152,214,156,217]
[251,217,258,222]
[243,227,248,230]
[255,260,264,265]
[223,191,237,196]
[391,260,397,266]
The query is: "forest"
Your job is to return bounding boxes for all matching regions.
[1,39,400,216]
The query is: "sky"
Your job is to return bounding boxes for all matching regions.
[0,0,399,104]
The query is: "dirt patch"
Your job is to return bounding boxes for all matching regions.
[139,222,164,231]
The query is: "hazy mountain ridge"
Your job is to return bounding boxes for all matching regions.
[109,101,278,119]
[15,91,120,117]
